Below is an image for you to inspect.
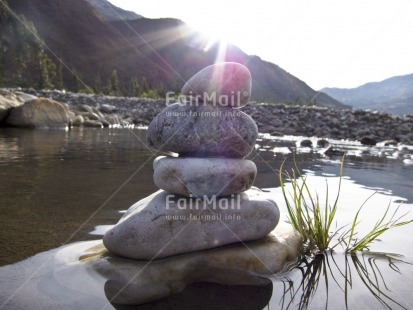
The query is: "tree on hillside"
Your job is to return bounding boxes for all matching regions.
[108,69,120,96]
[72,68,82,92]
[38,51,56,89]
[56,60,64,90]
[0,0,10,85]
[72,68,93,93]
[94,73,103,94]
[129,76,141,97]
[154,81,166,98]
[0,0,57,88]
[140,76,149,94]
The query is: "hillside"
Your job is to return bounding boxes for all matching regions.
[6,0,345,108]
[85,0,142,21]
[7,0,139,89]
[321,74,413,115]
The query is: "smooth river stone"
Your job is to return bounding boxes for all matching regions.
[93,224,300,305]
[0,225,299,307]
[181,62,252,108]
[6,98,69,129]
[153,156,257,197]
[146,102,258,158]
[103,187,280,260]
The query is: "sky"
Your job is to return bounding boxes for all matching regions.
[109,0,413,90]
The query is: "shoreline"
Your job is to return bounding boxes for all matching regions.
[2,88,413,145]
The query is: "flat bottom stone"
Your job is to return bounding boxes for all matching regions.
[89,224,301,305]
[103,188,281,259]
[95,224,301,304]
[0,224,301,308]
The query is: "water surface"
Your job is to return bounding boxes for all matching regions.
[0,128,412,309]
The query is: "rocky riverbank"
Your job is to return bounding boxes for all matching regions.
[1,88,413,144]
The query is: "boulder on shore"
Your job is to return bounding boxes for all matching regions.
[6,98,69,129]
[0,90,24,122]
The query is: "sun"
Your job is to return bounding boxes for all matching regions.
[185,19,240,63]
[109,0,259,62]
[194,33,229,63]
[187,16,239,46]
[197,23,234,45]
[179,3,265,62]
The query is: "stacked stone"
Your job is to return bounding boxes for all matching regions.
[103,63,280,260]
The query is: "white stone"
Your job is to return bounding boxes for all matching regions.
[103,188,280,259]
[153,156,257,197]
[181,62,252,108]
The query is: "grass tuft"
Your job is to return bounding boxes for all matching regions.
[279,155,412,254]
[279,158,343,253]
[340,200,413,253]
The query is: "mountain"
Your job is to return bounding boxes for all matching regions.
[6,0,139,87]
[109,17,346,107]
[85,0,142,21]
[321,74,413,115]
[6,0,345,108]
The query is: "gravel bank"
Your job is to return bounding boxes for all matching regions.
[4,89,413,144]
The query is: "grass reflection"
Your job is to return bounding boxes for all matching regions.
[278,251,411,310]
[277,155,413,308]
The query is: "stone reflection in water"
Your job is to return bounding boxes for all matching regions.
[86,224,300,305]
[0,224,300,308]
[107,281,273,310]
[0,128,69,160]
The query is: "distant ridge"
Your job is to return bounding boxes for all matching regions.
[85,0,142,21]
[321,73,413,115]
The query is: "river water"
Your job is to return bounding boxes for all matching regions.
[0,128,412,309]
